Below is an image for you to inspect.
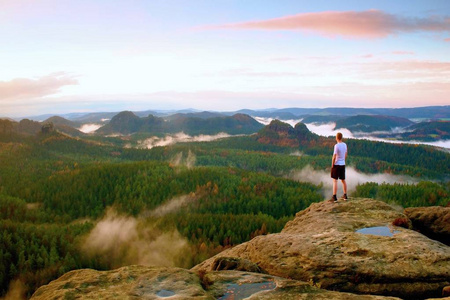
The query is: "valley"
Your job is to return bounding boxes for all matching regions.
[0,106,449,298]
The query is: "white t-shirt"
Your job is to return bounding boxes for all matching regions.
[333,142,347,165]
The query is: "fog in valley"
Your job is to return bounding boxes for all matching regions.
[252,117,449,149]
[305,123,450,149]
[289,165,418,199]
[82,208,190,269]
[78,124,102,133]
[137,132,234,149]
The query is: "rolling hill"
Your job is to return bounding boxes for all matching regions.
[96,111,263,135]
[334,115,414,133]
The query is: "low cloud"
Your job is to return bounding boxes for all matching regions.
[290,150,305,157]
[305,122,353,138]
[0,280,26,300]
[0,72,78,102]
[137,132,234,149]
[145,195,194,218]
[207,10,450,39]
[78,123,102,133]
[253,117,303,128]
[82,209,189,268]
[305,122,450,149]
[170,150,197,169]
[289,165,418,198]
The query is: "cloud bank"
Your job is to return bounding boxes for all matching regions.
[209,10,450,38]
[137,132,234,149]
[305,122,450,149]
[0,73,78,102]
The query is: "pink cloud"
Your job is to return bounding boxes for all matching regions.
[371,60,450,73]
[220,69,300,77]
[269,57,298,62]
[391,51,415,55]
[347,60,450,81]
[0,73,78,102]
[445,38,450,42]
[207,10,450,38]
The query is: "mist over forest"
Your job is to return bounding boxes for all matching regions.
[0,105,448,298]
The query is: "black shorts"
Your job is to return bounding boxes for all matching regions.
[331,165,345,180]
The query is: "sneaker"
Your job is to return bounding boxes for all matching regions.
[341,194,348,201]
[328,196,338,203]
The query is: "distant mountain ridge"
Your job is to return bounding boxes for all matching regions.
[14,105,449,123]
[334,115,414,133]
[0,118,84,137]
[96,111,263,135]
[377,120,450,142]
[5,106,449,143]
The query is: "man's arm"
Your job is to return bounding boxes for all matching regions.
[331,154,336,167]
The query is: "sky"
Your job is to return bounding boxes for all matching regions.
[1,0,449,118]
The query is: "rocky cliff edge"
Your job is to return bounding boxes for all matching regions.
[32,198,450,299]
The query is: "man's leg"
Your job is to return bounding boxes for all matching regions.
[333,179,338,196]
[342,179,347,194]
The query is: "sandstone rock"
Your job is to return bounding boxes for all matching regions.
[203,270,401,300]
[443,285,450,297]
[31,265,402,300]
[211,257,265,273]
[193,198,450,299]
[404,206,450,246]
[31,265,211,300]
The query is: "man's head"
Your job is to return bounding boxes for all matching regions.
[336,132,343,141]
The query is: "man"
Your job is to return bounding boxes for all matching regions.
[330,132,347,203]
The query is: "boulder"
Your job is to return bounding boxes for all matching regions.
[211,257,265,273]
[443,285,450,297]
[404,206,450,246]
[31,265,402,300]
[193,198,450,299]
[31,265,211,300]
[203,270,401,300]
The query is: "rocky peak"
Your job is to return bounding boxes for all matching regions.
[257,120,299,147]
[96,111,142,134]
[294,122,319,141]
[231,113,255,123]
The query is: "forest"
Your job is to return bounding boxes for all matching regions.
[0,122,449,298]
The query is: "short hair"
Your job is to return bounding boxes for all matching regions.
[336,132,343,140]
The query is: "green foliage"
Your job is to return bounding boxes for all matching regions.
[27,162,321,220]
[353,181,450,207]
[335,115,413,132]
[345,139,449,177]
[97,111,263,135]
[401,120,450,141]
[0,218,99,297]
[158,213,291,265]
[0,121,449,297]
